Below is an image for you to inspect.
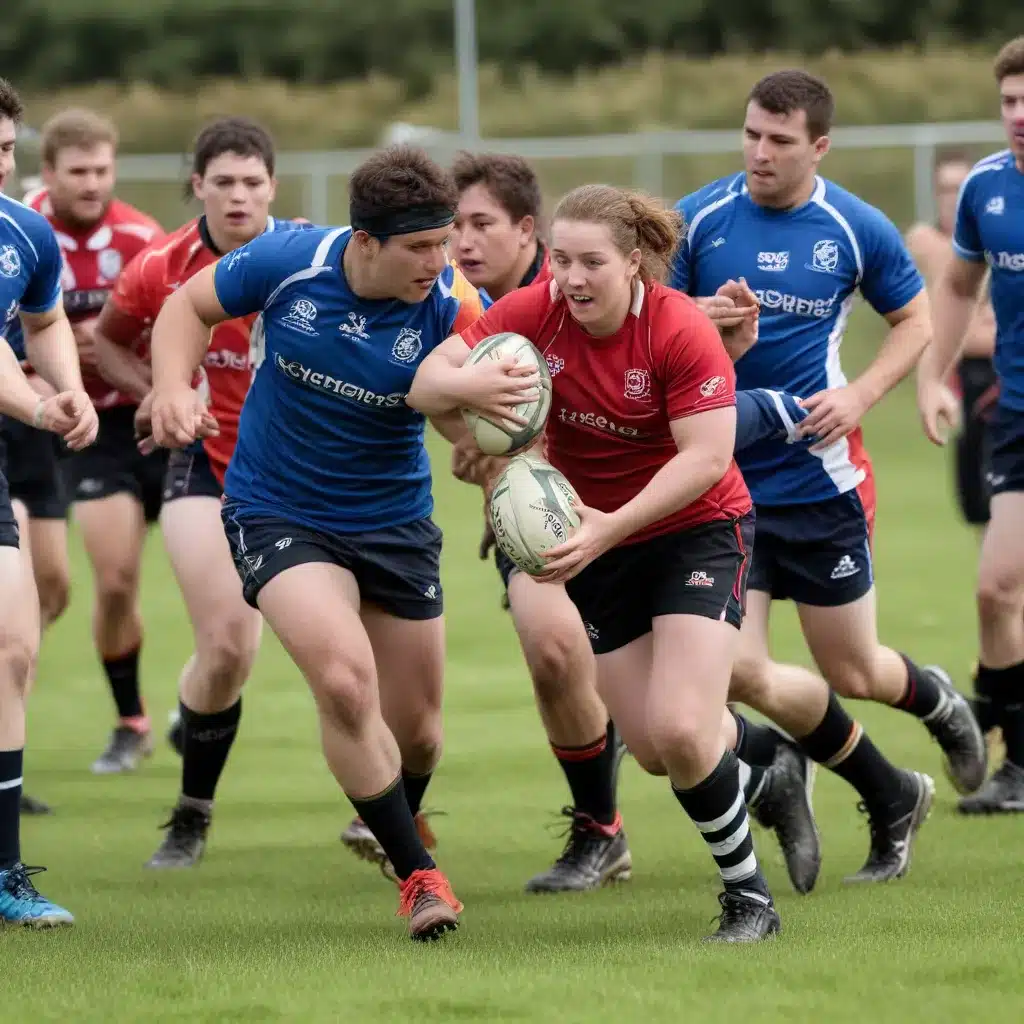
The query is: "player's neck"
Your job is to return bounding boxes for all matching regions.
[50,203,107,235]
[753,174,817,212]
[203,216,267,256]
[488,239,540,301]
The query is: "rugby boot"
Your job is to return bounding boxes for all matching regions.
[524,807,631,892]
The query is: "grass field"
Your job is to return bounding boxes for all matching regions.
[3,307,1022,1022]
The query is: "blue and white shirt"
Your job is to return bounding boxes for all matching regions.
[214,226,483,533]
[952,149,1024,412]
[671,174,923,506]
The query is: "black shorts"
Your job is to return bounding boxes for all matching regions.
[747,491,873,607]
[0,416,68,520]
[63,406,168,523]
[954,357,997,524]
[986,403,1024,498]
[162,445,223,504]
[564,515,754,656]
[0,469,19,549]
[221,501,444,618]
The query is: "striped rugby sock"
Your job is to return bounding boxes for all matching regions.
[673,750,770,900]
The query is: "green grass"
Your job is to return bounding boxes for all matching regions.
[3,306,1021,1021]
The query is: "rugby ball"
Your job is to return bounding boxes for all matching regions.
[488,455,581,576]
[462,332,552,455]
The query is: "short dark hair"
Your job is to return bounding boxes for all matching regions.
[994,37,1024,83]
[0,79,25,125]
[191,117,276,180]
[451,151,543,224]
[350,145,458,220]
[748,70,834,140]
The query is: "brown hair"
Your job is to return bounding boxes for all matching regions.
[192,117,275,180]
[0,79,24,125]
[552,184,682,283]
[994,37,1024,83]
[451,151,543,226]
[748,70,834,140]
[350,144,458,219]
[41,108,118,166]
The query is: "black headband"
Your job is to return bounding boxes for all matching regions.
[350,203,455,239]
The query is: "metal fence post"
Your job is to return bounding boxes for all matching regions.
[913,140,937,227]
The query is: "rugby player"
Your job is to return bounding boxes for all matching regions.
[148,146,473,941]
[29,109,165,774]
[411,185,783,943]
[670,69,982,882]
[906,152,997,528]
[0,78,98,926]
[434,152,821,896]
[93,118,304,867]
[917,37,1024,812]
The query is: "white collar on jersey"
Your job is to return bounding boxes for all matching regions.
[549,277,646,316]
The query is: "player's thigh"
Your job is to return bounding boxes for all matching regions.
[161,494,262,662]
[796,588,881,695]
[27,517,70,611]
[594,634,661,772]
[977,491,1024,605]
[362,603,445,742]
[221,507,379,715]
[507,570,595,690]
[0,511,39,693]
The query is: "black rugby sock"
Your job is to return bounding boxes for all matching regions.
[349,777,434,882]
[103,647,144,721]
[180,699,242,804]
[551,720,619,826]
[0,749,23,871]
[892,654,946,721]
[402,767,433,818]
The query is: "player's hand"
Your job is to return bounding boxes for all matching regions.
[72,317,100,368]
[460,356,539,425]
[38,390,98,450]
[797,384,870,451]
[537,505,620,584]
[451,433,487,483]
[917,378,961,446]
[151,385,220,449]
[699,280,760,362]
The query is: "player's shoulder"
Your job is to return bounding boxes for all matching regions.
[675,174,745,229]
[106,198,163,240]
[814,177,891,226]
[255,223,348,262]
[0,192,57,252]
[134,219,203,277]
[959,150,1014,201]
[644,280,709,337]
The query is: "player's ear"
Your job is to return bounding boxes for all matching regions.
[190,173,204,202]
[517,214,535,245]
[627,247,642,277]
[354,229,381,257]
[813,134,831,162]
[40,162,55,187]
[267,176,278,203]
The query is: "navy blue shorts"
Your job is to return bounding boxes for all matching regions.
[564,515,754,656]
[986,403,1024,498]
[954,357,996,524]
[221,501,444,619]
[0,416,68,520]
[747,491,873,607]
[0,469,18,549]
[162,446,223,504]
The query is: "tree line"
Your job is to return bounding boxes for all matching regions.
[2,1,1019,94]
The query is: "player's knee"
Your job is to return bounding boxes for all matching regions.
[313,656,376,734]
[0,624,36,697]
[94,561,139,614]
[632,751,667,776]
[399,721,443,775]
[522,623,586,707]
[196,622,257,698]
[646,713,709,769]
[977,571,1024,623]
[729,655,773,706]
[36,570,70,626]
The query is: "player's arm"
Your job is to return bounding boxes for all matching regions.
[20,303,85,395]
[0,334,51,425]
[919,256,988,385]
[93,302,152,402]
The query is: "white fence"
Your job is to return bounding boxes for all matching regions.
[109,121,1007,226]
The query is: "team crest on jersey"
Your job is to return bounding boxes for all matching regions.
[808,239,839,274]
[757,251,789,272]
[624,368,651,401]
[985,196,1005,216]
[97,248,122,281]
[280,298,319,335]
[2,299,17,326]
[338,312,370,340]
[546,354,565,376]
[391,327,423,364]
[0,245,21,278]
[699,375,727,398]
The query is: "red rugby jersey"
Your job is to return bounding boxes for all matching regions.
[460,277,751,544]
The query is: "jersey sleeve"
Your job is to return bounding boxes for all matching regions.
[19,220,63,314]
[110,246,162,324]
[213,232,292,318]
[668,196,697,294]
[661,299,737,421]
[445,266,486,336]
[458,281,550,349]
[857,205,925,316]
[952,175,985,263]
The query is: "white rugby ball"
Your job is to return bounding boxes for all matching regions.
[489,455,581,576]
[462,332,552,455]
